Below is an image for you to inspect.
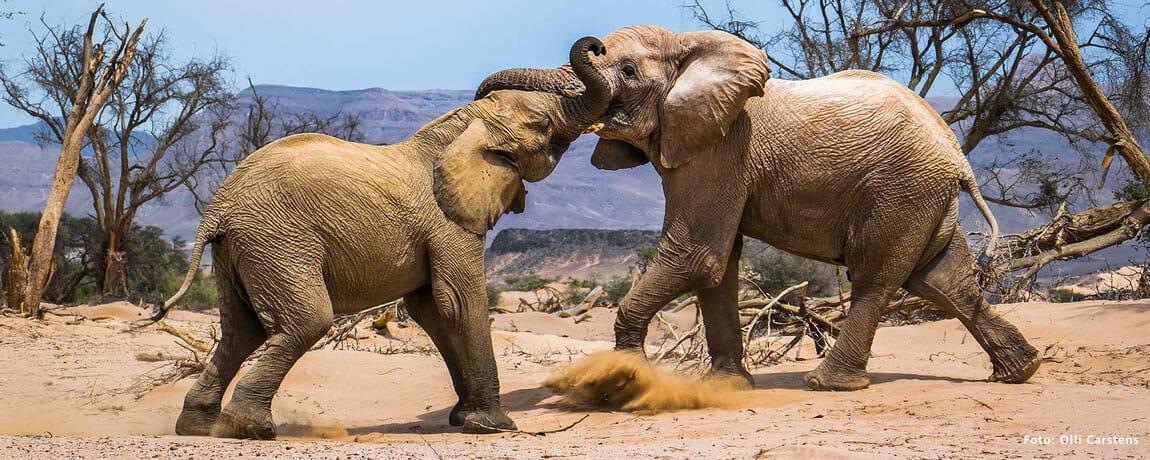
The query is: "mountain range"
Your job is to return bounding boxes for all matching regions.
[0,84,1141,278]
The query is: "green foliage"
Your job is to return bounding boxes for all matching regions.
[1048,287,1087,303]
[742,247,840,299]
[1114,181,1150,202]
[1114,181,1150,248]
[0,211,215,306]
[635,245,657,271]
[603,275,633,302]
[502,273,553,292]
[485,283,503,309]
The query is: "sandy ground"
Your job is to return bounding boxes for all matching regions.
[0,299,1147,459]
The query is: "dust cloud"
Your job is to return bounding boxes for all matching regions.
[543,351,750,412]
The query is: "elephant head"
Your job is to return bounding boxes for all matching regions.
[476,25,769,170]
[434,36,610,235]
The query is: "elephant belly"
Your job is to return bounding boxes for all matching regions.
[740,190,851,266]
[320,235,431,314]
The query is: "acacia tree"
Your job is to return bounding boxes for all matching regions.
[0,5,145,313]
[1,8,231,299]
[691,0,1150,295]
[76,31,231,297]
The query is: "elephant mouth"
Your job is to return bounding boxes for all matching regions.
[601,100,632,130]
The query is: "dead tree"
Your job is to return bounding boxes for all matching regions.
[2,8,232,298]
[0,5,145,314]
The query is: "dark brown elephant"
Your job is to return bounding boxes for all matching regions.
[156,37,609,439]
[479,25,1040,391]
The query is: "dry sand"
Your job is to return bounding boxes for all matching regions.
[1,299,1147,459]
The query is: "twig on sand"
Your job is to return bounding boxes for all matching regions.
[469,414,591,436]
[418,433,443,460]
[963,394,994,411]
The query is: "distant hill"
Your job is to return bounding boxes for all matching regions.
[0,84,1141,276]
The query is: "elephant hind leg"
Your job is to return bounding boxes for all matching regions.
[177,263,267,436]
[805,219,932,391]
[902,230,1039,384]
[213,276,334,440]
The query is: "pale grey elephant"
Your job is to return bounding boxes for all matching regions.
[478,25,1040,391]
[156,37,609,439]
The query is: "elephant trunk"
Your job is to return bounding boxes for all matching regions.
[474,66,581,101]
[476,36,610,141]
[558,36,611,139]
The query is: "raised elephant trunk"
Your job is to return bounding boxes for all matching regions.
[476,37,609,142]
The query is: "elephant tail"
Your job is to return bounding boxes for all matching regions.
[148,209,224,323]
[959,163,1000,265]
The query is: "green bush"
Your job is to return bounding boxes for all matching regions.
[180,275,219,311]
[603,275,633,302]
[503,274,552,292]
[1048,287,1086,303]
[486,283,503,308]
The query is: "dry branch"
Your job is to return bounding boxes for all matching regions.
[558,286,604,318]
[156,320,211,353]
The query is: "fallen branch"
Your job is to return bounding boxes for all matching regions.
[742,281,808,343]
[156,320,211,353]
[558,286,604,318]
[313,301,399,350]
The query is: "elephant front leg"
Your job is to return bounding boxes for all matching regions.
[696,235,753,387]
[616,173,745,353]
[418,236,515,434]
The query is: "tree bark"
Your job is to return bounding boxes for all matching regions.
[22,6,146,312]
[6,229,29,313]
[100,229,127,297]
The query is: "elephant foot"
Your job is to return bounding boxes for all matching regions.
[989,350,1041,384]
[174,404,219,436]
[210,403,276,440]
[450,402,516,433]
[457,409,516,434]
[804,363,869,391]
[707,366,754,389]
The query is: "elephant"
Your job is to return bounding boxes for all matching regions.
[478,25,1041,391]
[154,37,610,439]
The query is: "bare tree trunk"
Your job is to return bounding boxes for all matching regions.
[6,229,29,313]
[22,6,146,312]
[100,229,127,297]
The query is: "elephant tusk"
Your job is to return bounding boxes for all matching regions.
[583,123,604,134]
[562,89,581,98]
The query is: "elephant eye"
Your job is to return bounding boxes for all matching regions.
[622,65,637,78]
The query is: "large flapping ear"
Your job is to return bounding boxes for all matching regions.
[434,119,527,235]
[658,30,769,169]
[591,139,650,170]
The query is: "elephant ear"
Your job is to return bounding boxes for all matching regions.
[434,119,527,235]
[658,30,769,169]
[591,139,649,170]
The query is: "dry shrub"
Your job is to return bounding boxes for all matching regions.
[544,351,749,412]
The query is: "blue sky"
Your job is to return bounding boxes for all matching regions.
[0,0,786,128]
